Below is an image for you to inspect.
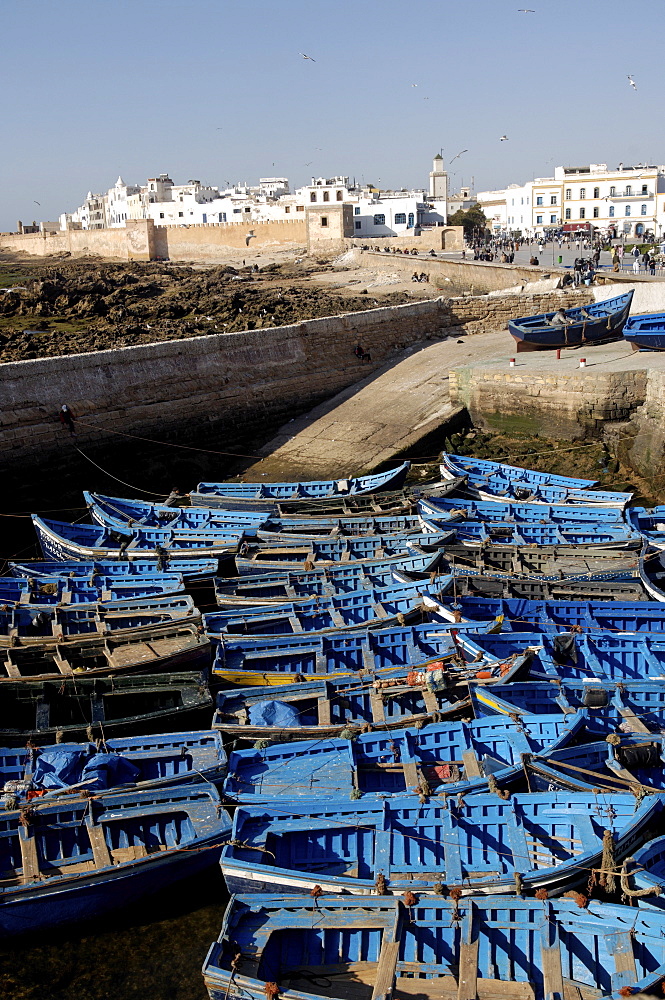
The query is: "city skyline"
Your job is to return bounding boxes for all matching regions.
[1,0,663,232]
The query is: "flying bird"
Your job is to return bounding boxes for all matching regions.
[449,149,468,164]
[627,75,637,90]
[299,52,316,61]
[517,8,535,11]
[33,200,41,206]
[304,162,313,166]
[499,135,509,141]
[411,83,418,87]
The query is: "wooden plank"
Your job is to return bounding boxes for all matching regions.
[540,903,565,1000]
[422,689,440,713]
[505,809,531,874]
[462,750,483,778]
[606,932,637,993]
[86,818,112,868]
[329,609,346,628]
[370,692,387,724]
[617,706,650,733]
[18,827,40,884]
[371,940,400,1000]
[457,903,478,1000]
[402,760,420,790]
[288,615,304,634]
[317,696,332,726]
[373,603,389,620]
[440,807,463,884]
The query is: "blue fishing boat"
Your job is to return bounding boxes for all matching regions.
[508,289,634,351]
[202,892,665,1000]
[233,530,456,576]
[439,452,632,507]
[622,836,665,907]
[430,541,641,579]
[214,553,453,601]
[215,575,451,611]
[523,735,665,793]
[211,620,522,687]
[0,574,184,605]
[433,594,665,632]
[630,511,665,552]
[9,558,218,581]
[419,494,625,523]
[455,629,665,684]
[213,670,475,740]
[0,671,213,747]
[221,711,584,801]
[206,584,456,637]
[0,782,231,936]
[220,791,661,897]
[0,619,210,680]
[31,516,242,563]
[191,462,411,504]
[418,514,640,547]
[85,491,267,530]
[406,568,649,601]
[623,310,665,350]
[0,730,226,799]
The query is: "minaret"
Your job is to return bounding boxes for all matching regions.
[429,153,447,200]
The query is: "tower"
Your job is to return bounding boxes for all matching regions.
[429,154,447,201]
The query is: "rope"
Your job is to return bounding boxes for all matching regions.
[74,417,265,460]
[72,445,167,497]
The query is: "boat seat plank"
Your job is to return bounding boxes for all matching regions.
[396,980,534,1000]
[562,980,603,1000]
[371,940,400,1000]
[18,829,40,884]
[288,615,304,634]
[329,610,346,628]
[317,696,332,726]
[86,819,112,868]
[540,909,565,1000]
[607,931,637,991]
[370,692,387,724]
[457,906,478,1000]
[422,689,440,714]
[402,760,420,789]
[617,706,650,733]
[462,750,483,778]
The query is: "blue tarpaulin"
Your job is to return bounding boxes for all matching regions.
[248,700,301,727]
[81,754,141,789]
[32,749,89,789]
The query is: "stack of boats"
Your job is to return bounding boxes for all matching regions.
[10,455,665,998]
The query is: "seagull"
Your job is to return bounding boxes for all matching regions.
[299,52,316,61]
[33,200,41,206]
[517,8,535,11]
[304,162,313,166]
[500,135,509,141]
[449,149,468,164]
[411,83,418,87]
[627,75,637,90]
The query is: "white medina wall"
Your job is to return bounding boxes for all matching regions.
[352,197,420,237]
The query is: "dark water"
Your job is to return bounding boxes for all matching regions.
[0,868,230,1000]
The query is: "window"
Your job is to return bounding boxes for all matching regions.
[336,191,343,201]
[636,223,644,235]
[565,188,572,199]
[536,215,543,224]
[310,192,316,202]
[323,191,329,202]
[202,213,207,223]
[373,214,385,225]
[579,188,586,199]
[296,205,304,212]
[407,213,414,227]
[233,208,241,214]
[565,208,571,220]
[321,216,328,227]
[394,213,406,224]
[642,184,648,195]
[536,196,543,206]
[520,198,523,205]
[284,206,290,213]
[609,186,615,196]
[219,213,226,222]
[244,207,250,213]
[625,185,632,196]
[178,211,183,217]
[641,204,647,216]
[625,205,631,216]
[354,206,360,215]
[593,187,600,199]
[355,221,361,229]
[593,207,599,218]
[579,207,585,219]
[550,215,557,223]
[159,212,164,219]
[550,196,557,205]
[609,206,615,217]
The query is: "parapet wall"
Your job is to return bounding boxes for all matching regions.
[1,288,590,495]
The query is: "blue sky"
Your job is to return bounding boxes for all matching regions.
[1,0,662,231]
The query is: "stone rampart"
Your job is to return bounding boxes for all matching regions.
[1,288,590,490]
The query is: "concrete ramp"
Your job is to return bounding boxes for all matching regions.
[243,331,511,480]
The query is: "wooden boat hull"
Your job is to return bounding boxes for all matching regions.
[220,792,661,898]
[508,290,634,350]
[193,462,411,503]
[0,671,213,747]
[0,783,230,936]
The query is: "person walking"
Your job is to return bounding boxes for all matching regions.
[633,256,641,275]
